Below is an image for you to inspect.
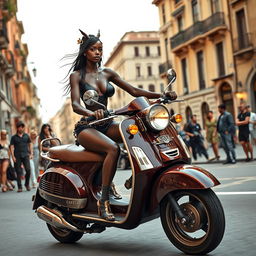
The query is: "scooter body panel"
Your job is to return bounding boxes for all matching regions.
[150,164,221,212]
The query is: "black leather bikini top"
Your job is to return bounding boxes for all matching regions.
[79,80,115,109]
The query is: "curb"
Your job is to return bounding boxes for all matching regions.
[194,158,255,165]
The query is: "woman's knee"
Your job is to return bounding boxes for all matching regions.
[107,143,120,156]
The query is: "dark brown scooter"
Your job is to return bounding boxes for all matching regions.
[32,69,225,255]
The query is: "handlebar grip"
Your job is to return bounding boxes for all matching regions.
[84,110,110,123]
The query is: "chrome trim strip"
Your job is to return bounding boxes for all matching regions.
[39,188,87,209]
[72,120,134,224]
[162,148,180,160]
[132,146,154,170]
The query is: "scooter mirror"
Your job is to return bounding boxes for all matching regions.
[167,69,176,84]
[82,90,99,106]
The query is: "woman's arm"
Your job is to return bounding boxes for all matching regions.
[107,68,163,99]
[70,71,95,116]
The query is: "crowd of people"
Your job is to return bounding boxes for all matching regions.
[180,103,256,164]
[0,122,56,193]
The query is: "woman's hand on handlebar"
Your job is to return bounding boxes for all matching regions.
[93,109,105,120]
[163,91,177,101]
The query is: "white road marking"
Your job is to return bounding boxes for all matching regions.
[216,191,256,195]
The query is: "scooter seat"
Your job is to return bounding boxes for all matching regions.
[48,144,104,162]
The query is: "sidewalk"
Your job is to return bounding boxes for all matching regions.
[192,144,256,165]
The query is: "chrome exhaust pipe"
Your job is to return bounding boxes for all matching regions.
[36,205,83,232]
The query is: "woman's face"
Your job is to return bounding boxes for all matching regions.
[44,126,50,134]
[0,130,7,139]
[207,112,213,119]
[85,41,103,63]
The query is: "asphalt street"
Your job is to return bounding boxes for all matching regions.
[0,161,255,256]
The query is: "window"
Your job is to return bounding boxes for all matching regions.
[138,85,143,89]
[196,51,206,90]
[147,66,152,77]
[181,58,189,95]
[136,66,141,77]
[236,9,248,49]
[210,0,220,14]
[177,15,183,32]
[162,4,166,24]
[192,0,199,23]
[148,84,155,92]
[134,47,139,57]
[216,42,225,76]
[146,46,150,57]
[157,46,161,56]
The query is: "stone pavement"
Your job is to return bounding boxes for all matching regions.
[193,143,256,165]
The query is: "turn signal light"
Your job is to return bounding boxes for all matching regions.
[171,114,182,123]
[127,124,139,135]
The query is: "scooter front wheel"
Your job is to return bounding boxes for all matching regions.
[47,223,83,243]
[160,189,225,255]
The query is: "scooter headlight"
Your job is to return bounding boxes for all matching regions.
[146,105,170,131]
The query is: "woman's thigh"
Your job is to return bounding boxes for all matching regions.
[78,128,118,154]
[106,122,122,143]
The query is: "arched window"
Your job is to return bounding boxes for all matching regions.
[148,84,155,92]
[201,102,210,129]
[185,106,193,123]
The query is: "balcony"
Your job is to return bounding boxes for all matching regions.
[0,19,9,49]
[233,33,254,57]
[159,61,172,76]
[170,12,226,52]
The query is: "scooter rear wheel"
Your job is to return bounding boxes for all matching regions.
[47,223,83,243]
[160,189,225,255]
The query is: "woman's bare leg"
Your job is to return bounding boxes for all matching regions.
[77,128,120,186]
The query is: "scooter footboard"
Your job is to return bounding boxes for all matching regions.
[151,164,220,211]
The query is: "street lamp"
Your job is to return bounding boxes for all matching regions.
[32,67,37,77]
[28,62,37,77]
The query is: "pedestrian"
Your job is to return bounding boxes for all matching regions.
[236,103,253,161]
[246,105,256,145]
[185,115,209,161]
[10,121,33,192]
[38,124,58,171]
[30,130,40,181]
[29,130,38,188]
[0,129,10,192]
[205,111,220,161]
[217,104,236,164]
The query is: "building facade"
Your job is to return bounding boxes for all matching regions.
[104,31,165,110]
[0,0,41,134]
[49,97,80,144]
[153,0,256,128]
[228,0,256,110]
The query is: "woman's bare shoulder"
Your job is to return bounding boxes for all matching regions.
[70,71,80,79]
[101,66,115,75]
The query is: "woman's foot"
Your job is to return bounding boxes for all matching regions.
[1,185,7,192]
[109,182,122,199]
[97,200,115,221]
[124,176,132,190]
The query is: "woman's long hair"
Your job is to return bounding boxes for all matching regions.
[62,31,102,95]
[39,123,53,140]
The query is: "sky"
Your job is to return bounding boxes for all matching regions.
[16,0,160,122]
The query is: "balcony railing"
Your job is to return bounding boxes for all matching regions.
[159,61,172,75]
[233,33,253,53]
[171,12,226,49]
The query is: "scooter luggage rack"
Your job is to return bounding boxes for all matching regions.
[40,137,62,162]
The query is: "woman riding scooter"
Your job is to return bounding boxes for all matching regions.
[65,29,177,221]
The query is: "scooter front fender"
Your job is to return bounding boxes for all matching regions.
[150,164,220,211]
